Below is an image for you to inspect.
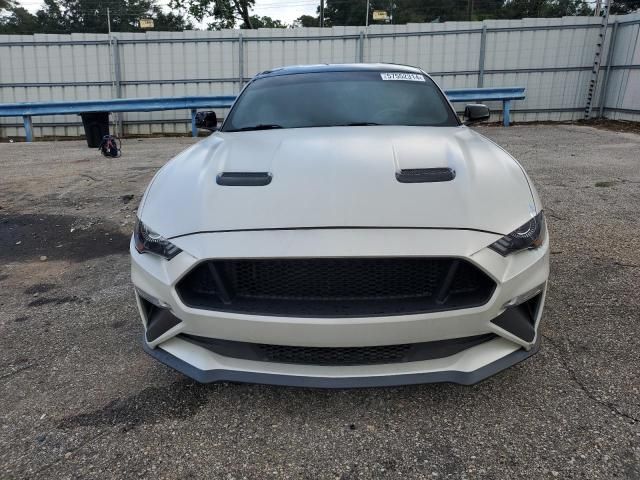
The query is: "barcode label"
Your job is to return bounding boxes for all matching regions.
[380,72,426,82]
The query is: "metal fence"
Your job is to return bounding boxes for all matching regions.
[1,12,639,139]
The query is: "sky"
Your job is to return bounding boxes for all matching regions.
[21,0,320,25]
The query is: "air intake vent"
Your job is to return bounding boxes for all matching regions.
[176,257,495,317]
[491,293,542,342]
[216,172,272,186]
[396,168,456,183]
[180,333,497,366]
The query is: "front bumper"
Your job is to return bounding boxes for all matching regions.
[131,228,549,387]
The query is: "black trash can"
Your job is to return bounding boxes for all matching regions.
[80,112,110,148]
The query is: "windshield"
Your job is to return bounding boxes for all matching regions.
[222,71,459,132]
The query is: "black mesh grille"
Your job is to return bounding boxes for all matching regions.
[259,344,412,365]
[233,258,443,300]
[180,333,498,366]
[176,257,495,317]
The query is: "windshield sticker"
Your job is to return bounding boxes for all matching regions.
[380,72,426,82]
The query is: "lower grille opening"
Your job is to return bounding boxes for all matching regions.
[176,257,496,317]
[180,333,498,366]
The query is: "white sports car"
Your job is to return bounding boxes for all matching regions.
[131,64,549,387]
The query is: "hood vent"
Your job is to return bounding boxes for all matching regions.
[396,168,456,183]
[217,172,272,186]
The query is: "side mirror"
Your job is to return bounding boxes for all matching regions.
[463,104,490,124]
[195,111,218,131]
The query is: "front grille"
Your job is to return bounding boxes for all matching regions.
[180,333,498,366]
[176,257,495,317]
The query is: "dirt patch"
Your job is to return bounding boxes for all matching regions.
[501,118,640,135]
[595,180,618,187]
[57,380,210,430]
[577,119,640,135]
[28,295,86,307]
[24,283,56,294]
[0,214,130,263]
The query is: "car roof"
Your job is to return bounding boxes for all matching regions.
[254,63,425,78]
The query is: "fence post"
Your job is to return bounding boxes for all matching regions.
[238,33,244,89]
[478,24,487,87]
[191,109,198,137]
[358,31,364,63]
[599,21,618,118]
[503,100,511,127]
[23,115,33,142]
[112,37,123,136]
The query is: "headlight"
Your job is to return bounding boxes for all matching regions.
[489,211,545,256]
[134,218,181,260]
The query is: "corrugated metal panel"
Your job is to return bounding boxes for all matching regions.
[482,16,603,122]
[603,12,640,121]
[244,26,360,77]
[0,32,113,136]
[1,14,639,139]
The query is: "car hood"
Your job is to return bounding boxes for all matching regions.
[140,126,537,239]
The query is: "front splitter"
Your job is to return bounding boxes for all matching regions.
[143,336,540,388]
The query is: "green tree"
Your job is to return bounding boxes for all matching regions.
[168,0,256,29]
[0,0,192,34]
[322,0,478,25]
[150,8,193,30]
[499,0,592,18]
[293,14,319,27]
[323,0,367,26]
[610,0,640,13]
[321,0,594,25]
[0,6,39,33]
[245,15,287,28]
[34,0,71,33]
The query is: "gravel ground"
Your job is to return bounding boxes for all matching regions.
[0,126,639,479]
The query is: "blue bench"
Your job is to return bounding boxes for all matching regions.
[0,87,525,142]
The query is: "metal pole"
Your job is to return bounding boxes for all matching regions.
[599,21,618,118]
[238,33,244,89]
[112,37,123,136]
[113,38,122,98]
[358,31,364,62]
[477,24,487,88]
[320,0,324,27]
[106,8,120,137]
[365,0,370,28]
[364,0,370,62]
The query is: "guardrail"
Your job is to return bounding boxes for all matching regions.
[0,96,237,142]
[0,87,525,142]
[445,87,525,127]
